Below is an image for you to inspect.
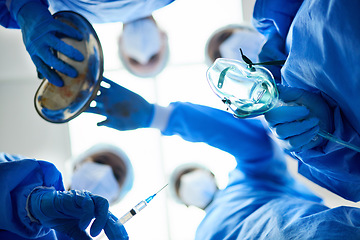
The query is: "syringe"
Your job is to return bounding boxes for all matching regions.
[118,184,168,224]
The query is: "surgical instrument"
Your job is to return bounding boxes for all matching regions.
[118,184,168,224]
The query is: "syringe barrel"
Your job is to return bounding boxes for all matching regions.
[118,200,148,225]
[134,200,147,211]
[119,211,133,224]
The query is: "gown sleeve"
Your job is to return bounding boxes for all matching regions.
[161,102,273,163]
[162,104,360,240]
[0,0,19,28]
[251,0,303,81]
[0,152,65,239]
[47,0,175,24]
[160,102,317,194]
[253,0,360,202]
[0,0,49,28]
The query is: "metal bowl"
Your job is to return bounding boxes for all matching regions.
[34,11,103,123]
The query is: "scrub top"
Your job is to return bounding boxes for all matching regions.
[154,102,360,239]
[0,0,174,28]
[252,0,360,202]
[48,0,175,24]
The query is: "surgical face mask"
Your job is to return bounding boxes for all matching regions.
[122,18,161,64]
[206,58,278,118]
[219,30,265,63]
[71,162,120,203]
[178,169,218,210]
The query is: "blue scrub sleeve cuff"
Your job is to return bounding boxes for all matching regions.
[10,180,52,238]
[26,186,55,223]
[149,104,174,131]
[0,157,64,238]
[8,0,49,21]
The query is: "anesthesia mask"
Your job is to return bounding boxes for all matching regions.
[207,51,360,153]
[206,49,279,118]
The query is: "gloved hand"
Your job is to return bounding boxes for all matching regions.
[14,1,84,87]
[264,84,333,152]
[27,188,128,240]
[86,77,154,130]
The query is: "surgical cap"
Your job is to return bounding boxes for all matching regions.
[122,18,161,64]
[219,30,265,63]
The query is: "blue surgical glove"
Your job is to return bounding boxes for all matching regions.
[27,188,128,240]
[86,77,154,130]
[264,84,333,152]
[14,1,84,87]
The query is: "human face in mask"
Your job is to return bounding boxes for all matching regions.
[71,150,133,204]
[177,169,218,210]
[119,16,169,78]
[206,25,265,66]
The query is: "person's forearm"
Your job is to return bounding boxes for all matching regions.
[7,0,49,20]
[159,102,273,162]
[252,0,303,39]
[0,156,64,238]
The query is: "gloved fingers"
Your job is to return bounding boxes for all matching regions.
[32,56,64,87]
[265,105,309,126]
[53,190,93,217]
[65,225,92,240]
[37,70,44,80]
[97,118,110,127]
[104,212,129,240]
[277,84,305,102]
[89,194,110,237]
[100,78,129,95]
[49,35,84,62]
[286,126,320,151]
[85,105,103,115]
[99,79,130,98]
[84,99,108,115]
[100,77,115,86]
[93,86,110,101]
[52,20,84,41]
[97,119,129,130]
[39,47,78,77]
[77,194,96,231]
[273,117,320,139]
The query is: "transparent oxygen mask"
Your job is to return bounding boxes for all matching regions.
[206,54,360,153]
[206,58,278,118]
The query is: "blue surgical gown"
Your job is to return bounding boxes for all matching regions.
[160,102,360,239]
[0,153,70,240]
[252,0,360,202]
[0,0,174,28]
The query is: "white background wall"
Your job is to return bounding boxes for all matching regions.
[0,25,71,174]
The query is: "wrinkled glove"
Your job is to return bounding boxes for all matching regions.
[27,188,128,240]
[86,77,154,130]
[15,1,84,87]
[264,84,333,152]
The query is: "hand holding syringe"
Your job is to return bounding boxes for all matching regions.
[118,184,168,224]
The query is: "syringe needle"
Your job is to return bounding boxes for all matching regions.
[146,184,168,203]
[155,183,168,195]
[119,184,169,224]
